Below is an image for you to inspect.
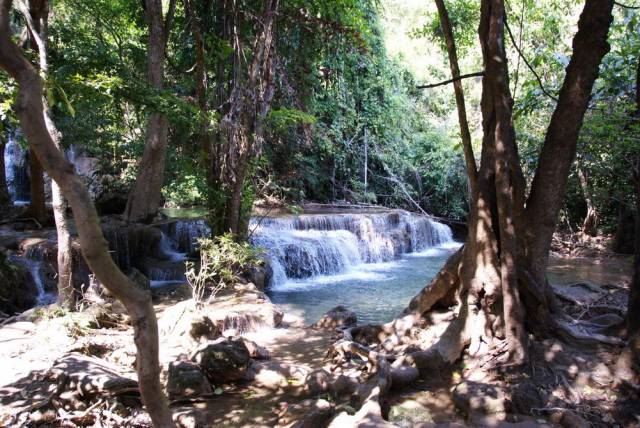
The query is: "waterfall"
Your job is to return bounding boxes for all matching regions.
[3,134,30,205]
[17,247,56,305]
[156,219,211,255]
[249,210,455,288]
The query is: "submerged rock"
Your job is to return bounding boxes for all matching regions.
[313,306,357,330]
[191,339,251,384]
[166,361,212,399]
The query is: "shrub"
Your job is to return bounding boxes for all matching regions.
[185,234,264,306]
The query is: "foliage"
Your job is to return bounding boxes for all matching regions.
[185,234,264,305]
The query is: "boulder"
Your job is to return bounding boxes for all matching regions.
[305,369,332,395]
[245,360,309,391]
[191,339,251,384]
[243,339,270,360]
[49,353,138,399]
[452,381,507,416]
[313,306,357,330]
[390,365,420,390]
[244,265,272,291]
[166,361,212,399]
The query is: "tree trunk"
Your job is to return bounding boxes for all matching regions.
[578,166,598,236]
[616,56,640,384]
[21,0,76,309]
[0,2,175,425]
[183,0,214,193]
[403,0,614,363]
[124,0,168,223]
[27,146,46,222]
[212,0,278,237]
[522,0,613,287]
[434,0,477,191]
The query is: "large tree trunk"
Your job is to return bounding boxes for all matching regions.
[0,2,175,426]
[616,56,640,385]
[402,0,613,358]
[124,0,168,223]
[434,0,477,192]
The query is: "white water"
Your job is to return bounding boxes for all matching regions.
[3,134,30,204]
[249,211,454,289]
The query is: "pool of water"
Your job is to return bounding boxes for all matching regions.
[266,243,462,325]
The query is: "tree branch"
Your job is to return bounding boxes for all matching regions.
[504,19,558,102]
[416,71,484,89]
[614,1,639,8]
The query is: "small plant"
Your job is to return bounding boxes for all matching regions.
[185,234,264,307]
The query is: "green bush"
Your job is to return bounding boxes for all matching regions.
[185,234,264,305]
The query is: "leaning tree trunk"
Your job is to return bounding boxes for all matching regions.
[0,2,175,426]
[434,0,477,192]
[124,0,168,223]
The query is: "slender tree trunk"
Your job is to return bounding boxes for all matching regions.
[20,0,76,308]
[183,0,214,191]
[24,0,46,224]
[434,0,477,192]
[0,2,175,425]
[578,166,598,236]
[214,0,278,237]
[28,147,46,221]
[124,0,168,223]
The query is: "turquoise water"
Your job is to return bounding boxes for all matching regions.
[266,243,461,325]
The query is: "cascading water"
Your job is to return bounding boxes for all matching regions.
[3,134,30,204]
[21,246,56,305]
[156,219,211,255]
[249,210,455,289]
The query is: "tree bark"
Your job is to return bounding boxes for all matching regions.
[20,0,76,308]
[401,0,614,365]
[24,0,46,224]
[27,146,46,221]
[124,0,169,223]
[0,2,175,425]
[577,166,598,236]
[523,0,614,286]
[183,0,214,190]
[434,0,477,192]
[213,0,278,236]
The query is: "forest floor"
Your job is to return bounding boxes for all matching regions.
[0,231,637,427]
